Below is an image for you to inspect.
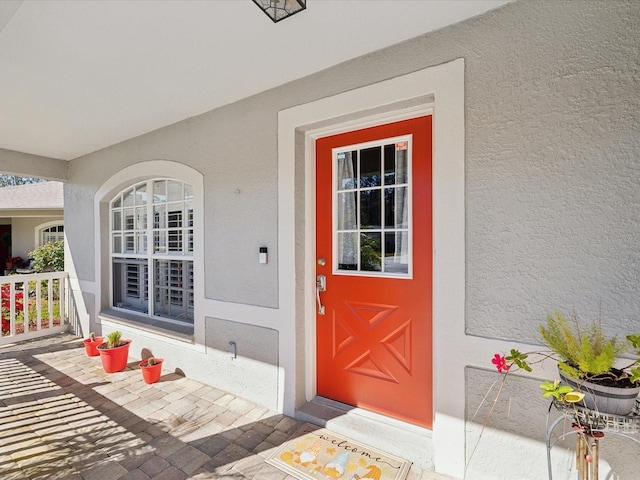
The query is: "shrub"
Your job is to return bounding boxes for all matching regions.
[29,240,64,272]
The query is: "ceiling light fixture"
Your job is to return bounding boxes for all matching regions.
[253,0,306,23]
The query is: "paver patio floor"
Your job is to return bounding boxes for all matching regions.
[0,334,452,480]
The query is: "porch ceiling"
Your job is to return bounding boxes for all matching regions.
[0,0,511,161]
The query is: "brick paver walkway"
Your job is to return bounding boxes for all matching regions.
[0,334,452,480]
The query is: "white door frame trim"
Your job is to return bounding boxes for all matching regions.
[278,58,466,478]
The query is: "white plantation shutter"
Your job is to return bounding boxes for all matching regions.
[110,179,194,325]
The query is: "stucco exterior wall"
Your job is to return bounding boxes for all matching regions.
[464,1,640,340]
[62,1,639,478]
[67,102,279,308]
[70,0,640,330]
[10,216,63,260]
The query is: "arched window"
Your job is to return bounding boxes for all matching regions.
[40,224,64,245]
[110,179,194,327]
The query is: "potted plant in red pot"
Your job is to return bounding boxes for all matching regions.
[139,356,163,384]
[83,332,104,357]
[97,331,131,373]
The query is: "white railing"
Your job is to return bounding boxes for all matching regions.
[0,271,70,345]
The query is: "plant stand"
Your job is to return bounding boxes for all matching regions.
[546,398,640,480]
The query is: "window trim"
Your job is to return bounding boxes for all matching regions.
[35,220,64,247]
[109,179,194,326]
[94,161,204,344]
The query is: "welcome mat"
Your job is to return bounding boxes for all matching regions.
[267,423,412,480]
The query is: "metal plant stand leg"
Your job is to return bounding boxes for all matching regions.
[590,438,598,480]
[546,399,640,480]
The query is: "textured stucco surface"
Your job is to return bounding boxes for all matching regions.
[204,317,279,410]
[463,1,640,341]
[67,101,279,308]
[60,1,640,478]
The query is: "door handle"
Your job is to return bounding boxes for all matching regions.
[316,274,326,315]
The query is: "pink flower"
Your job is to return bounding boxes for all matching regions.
[492,354,510,373]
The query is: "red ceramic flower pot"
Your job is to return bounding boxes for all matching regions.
[83,337,104,357]
[139,358,163,384]
[97,340,131,373]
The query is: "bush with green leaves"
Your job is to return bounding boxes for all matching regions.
[29,240,64,273]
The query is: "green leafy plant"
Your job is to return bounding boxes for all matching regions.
[628,334,640,383]
[105,330,122,349]
[506,349,532,372]
[540,311,627,379]
[29,240,64,273]
[494,310,640,387]
[360,234,382,271]
[539,379,585,402]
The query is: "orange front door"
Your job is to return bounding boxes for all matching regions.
[315,116,433,428]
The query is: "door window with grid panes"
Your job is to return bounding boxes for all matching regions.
[334,137,411,276]
[110,179,194,325]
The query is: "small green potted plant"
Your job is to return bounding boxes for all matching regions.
[83,331,104,357]
[540,311,639,415]
[494,311,640,415]
[97,330,131,373]
[139,356,164,384]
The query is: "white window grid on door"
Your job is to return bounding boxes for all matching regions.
[331,134,413,278]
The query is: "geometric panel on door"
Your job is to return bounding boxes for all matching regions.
[344,301,399,329]
[344,350,399,383]
[381,319,412,374]
[332,315,359,357]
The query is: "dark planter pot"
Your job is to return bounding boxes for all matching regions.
[139,359,163,384]
[559,370,640,416]
[83,337,104,357]
[97,340,132,373]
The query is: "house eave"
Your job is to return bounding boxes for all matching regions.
[0,209,63,218]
